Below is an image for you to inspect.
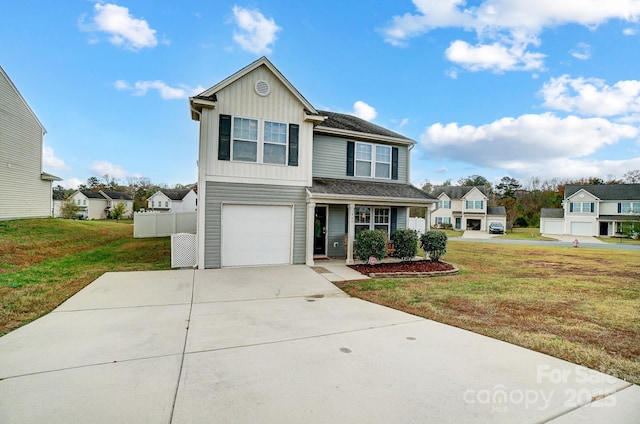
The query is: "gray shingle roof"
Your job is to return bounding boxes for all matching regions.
[160,189,192,201]
[310,178,436,201]
[432,185,487,199]
[316,110,413,142]
[79,190,106,199]
[487,206,506,216]
[541,208,564,219]
[565,184,640,200]
[101,190,133,201]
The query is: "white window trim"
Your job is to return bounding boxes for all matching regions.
[621,202,640,214]
[354,142,391,180]
[354,206,391,233]
[465,200,483,210]
[231,116,288,165]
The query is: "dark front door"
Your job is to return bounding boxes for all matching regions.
[314,206,327,255]
[599,222,608,236]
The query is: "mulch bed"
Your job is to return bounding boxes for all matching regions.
[348,260,458,278]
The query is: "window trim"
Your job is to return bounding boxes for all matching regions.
[354,206,391,234]
[354,142,392,180]
[230,116,289,165]
[465,200,483,210]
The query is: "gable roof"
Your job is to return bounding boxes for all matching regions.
[158,189,192,201]
[190,56,321,121]
[541,208,564,219]
[487,206,506,216]
[565,184,640,201]
[315,110,414,145]
[100,190,133,201]
[78,190,105,199]
[0,66,46,134]
[432,186,487,199]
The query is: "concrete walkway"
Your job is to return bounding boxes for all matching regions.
[1,265,638,423]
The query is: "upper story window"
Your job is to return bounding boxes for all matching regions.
[439,200,451,209]
[620,202,640,214]
[465,200,483,210]
[355,142,391,179]
[165,201,169,207]
[570,202,594,213]
[219,114,298,167]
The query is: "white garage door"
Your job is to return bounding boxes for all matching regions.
[222,204,292,267]
[543,220,563,235]
[570,222,592,236]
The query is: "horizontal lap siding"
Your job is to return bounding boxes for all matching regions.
[0,71,50,219]
[312,135,408,184]
[205,181,307,268]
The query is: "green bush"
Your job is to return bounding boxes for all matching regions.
[420,230,448,262]
[390,229,418,262]
[355,230,387,263]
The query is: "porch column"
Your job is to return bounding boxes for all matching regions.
[424,204,431,232]
[347,203,355,265]
[306,202,316,266]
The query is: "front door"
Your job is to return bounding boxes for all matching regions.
[599,222,609,236]
[314,206,327,255]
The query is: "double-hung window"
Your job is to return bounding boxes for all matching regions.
[465,200,483,210]
[355,142,391,179]
[355,206,391,235]
[620,202,640,213]
[373,208,390,235]
[570,202,594,213]
[232,117,258,162]
[439,200,451,209]
[232,117,288,164]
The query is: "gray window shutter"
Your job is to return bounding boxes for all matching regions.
[570,203,574,213]
[288,124,299,166]
[218,114,231,161]
[391,208,398,233]
[391,147,399,180]
[590,203,595,213]
[347,141,354,176]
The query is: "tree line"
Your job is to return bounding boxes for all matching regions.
[420,170,640,228]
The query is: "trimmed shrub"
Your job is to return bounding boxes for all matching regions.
[390,229,418,262]
[420,230,448,262]
[354,230,387,263]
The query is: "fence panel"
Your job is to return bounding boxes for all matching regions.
[407,217,426,235]
[134,212,197,238]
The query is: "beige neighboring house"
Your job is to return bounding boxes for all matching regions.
[0,66,60,219]
[71,190,133,220]
[146,189,197,212]
[540,184,640,237]
[431,186,506,231]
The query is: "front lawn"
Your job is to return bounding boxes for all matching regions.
[496,227,557,241]
[0,218,171,335]
[337,241,640,385]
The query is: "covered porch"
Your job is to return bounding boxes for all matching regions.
[305,178,437,265]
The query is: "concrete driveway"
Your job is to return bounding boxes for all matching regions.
[1,265,638,423]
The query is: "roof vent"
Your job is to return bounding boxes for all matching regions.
[255,80,270,97]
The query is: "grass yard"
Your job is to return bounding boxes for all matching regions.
[337,241,640,385]
[0,218,171,335]
[497,227,557,241]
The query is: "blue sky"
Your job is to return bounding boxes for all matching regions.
[2,1,640,189]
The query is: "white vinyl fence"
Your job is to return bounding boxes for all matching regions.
[407,217,427,235]
[134,211,197,238]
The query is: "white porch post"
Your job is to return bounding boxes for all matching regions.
[306,202,316,266]
[347,203,355,265]
[424,204,431,232]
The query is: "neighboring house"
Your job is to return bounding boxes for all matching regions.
[540,184,640,237]
[189,57,437,269]
[430,186,506,231]
[70,190,133,220]
[147,189,197,212]
[0,66,60,219]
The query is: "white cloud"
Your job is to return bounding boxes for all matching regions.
[623,27,638,35]
[115,80,205,99]
[42,145,68,171]
[60,178,83,190]
[400,118,410,127]
[420,112,638,175]
[90,161,140,179]
[231,6,281,54]
[541,75,640,117]
[352,101,377,121]
[570,42,591,60]
[383,0,640,71]
[80,3,158,50]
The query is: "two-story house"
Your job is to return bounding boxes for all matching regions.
[189,57,436,269]
[147,189,197,212]
[430,186,506,231]
[540,184,640,237]
[1,66,60,220]
[71,189,133,220]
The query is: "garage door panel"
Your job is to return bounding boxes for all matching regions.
[543,221,563,234]
[570,222,592,236]
[222,205,292,267]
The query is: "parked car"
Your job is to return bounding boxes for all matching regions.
[489,222,504,234]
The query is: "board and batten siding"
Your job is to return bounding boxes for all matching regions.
[200,65,313,186]
[312,134,408,184]
[0,68,52,220]
[204,181,307,268]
